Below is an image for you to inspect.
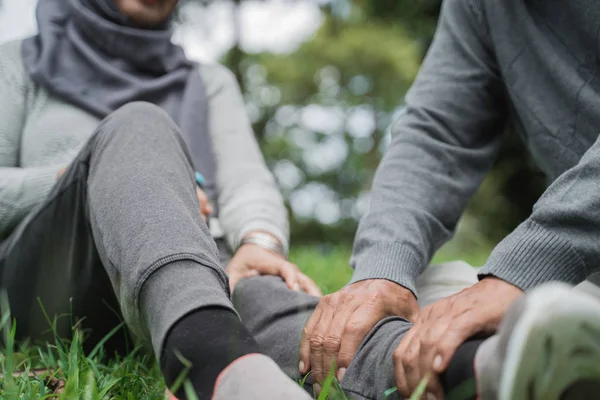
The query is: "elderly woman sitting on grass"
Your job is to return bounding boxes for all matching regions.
[0,0,321,398]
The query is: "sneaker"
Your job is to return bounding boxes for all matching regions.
[476,282,600,400]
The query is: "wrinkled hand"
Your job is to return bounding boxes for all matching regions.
[394,277,523,399]
[195,187,213,221]
[226,243,322,296]
[299,279,419,389]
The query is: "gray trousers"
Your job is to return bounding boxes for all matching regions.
[2,102,599,399]
[0,102,234,357]
[233,264,600,400]
[232,262,480,400]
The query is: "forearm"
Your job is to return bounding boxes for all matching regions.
[219,175,289,254]
[349,0,507,295]
[349,122,497,293]
[0,166,62,236]
[480,139,600,289]
[203,63,289,254]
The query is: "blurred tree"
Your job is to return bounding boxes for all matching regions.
[184,0,545,249]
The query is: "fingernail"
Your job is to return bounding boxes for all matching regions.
[293,283,301,291]
[298,361,305,373]
[337,367,347,381]
[426,392,438,400]
[313,384,322,395]
[433,354,443,370]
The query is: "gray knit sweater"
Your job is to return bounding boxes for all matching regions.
[351,0,600,294]
[0,39,288,252]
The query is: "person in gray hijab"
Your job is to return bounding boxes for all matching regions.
[0,0,320,398]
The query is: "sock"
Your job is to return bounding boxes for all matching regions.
[440,339,485,399]
[160,307,260,399]
[212,354,312,400]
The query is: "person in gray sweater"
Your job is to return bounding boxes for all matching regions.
[0,0,321,399]
[289,0,600,399]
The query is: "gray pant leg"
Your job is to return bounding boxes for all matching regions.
[233,276,410,400]
[0,102,232,358]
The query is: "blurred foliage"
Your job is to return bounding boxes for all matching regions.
[189,0,546,252]
[215,0,547,249]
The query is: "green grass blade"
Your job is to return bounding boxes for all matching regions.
[169,350,192,395]
[384,387,398,398]
[183,380,199,400]
[299,371,312,387]
[83,370,99,400]
[409,373,430,400]
[317,360,336,400]
[87,322,125,360]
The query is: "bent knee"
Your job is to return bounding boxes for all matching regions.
[98,102,180,142]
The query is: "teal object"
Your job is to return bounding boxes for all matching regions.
[195,172,205,188]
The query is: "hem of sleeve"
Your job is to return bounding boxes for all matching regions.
[478,220,587,290]
[229,220,289,256]
[349,243,424,297]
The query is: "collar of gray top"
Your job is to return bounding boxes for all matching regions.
[21,0,220,214]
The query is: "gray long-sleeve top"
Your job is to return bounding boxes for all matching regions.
[0,39,288,251]
[350,0,600,294]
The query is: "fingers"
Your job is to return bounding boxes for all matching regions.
[310,297,335,385]
[56,166,67,180]
[228,269,259,293]
[321,298,354,381]
[333,312,372,375]
[298,273,322,297]
[299,304,322,375]
[275,260,301,291]
[394,327,415,397]
[196,187,213,220]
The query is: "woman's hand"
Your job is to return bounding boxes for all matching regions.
[226,244,322,297]
[196,187,213,221]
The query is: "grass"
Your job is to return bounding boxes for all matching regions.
[0,242,492,399]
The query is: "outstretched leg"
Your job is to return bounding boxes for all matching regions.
[0,102,306,399]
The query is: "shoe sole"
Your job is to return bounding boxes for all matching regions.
[499,283,600,400]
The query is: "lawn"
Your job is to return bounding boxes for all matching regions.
[0,242,492,399]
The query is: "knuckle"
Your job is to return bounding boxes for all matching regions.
[420,336,435,349]
[322,336,342,353]
[337,349,354,363]
[344,320,366,336]
[310,334,325,348]
[302,325,313,339]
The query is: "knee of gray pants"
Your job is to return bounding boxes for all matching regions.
[92,101,187,152]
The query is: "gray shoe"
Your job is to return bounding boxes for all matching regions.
[475,282,600,400]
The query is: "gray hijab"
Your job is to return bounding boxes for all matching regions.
[22,0,218,209]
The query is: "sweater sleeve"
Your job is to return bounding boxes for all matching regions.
[349,0,508,295]
[479,135,600,289]
[0,41,61,238]
[201,64,289,253]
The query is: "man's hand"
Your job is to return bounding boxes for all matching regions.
[226,244,322,296]
[299,279,419,389]
[196,187,213,221]
[394,277,523,399]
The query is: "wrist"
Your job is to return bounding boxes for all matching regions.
[239,231,287,259]
[350,279,419,321]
